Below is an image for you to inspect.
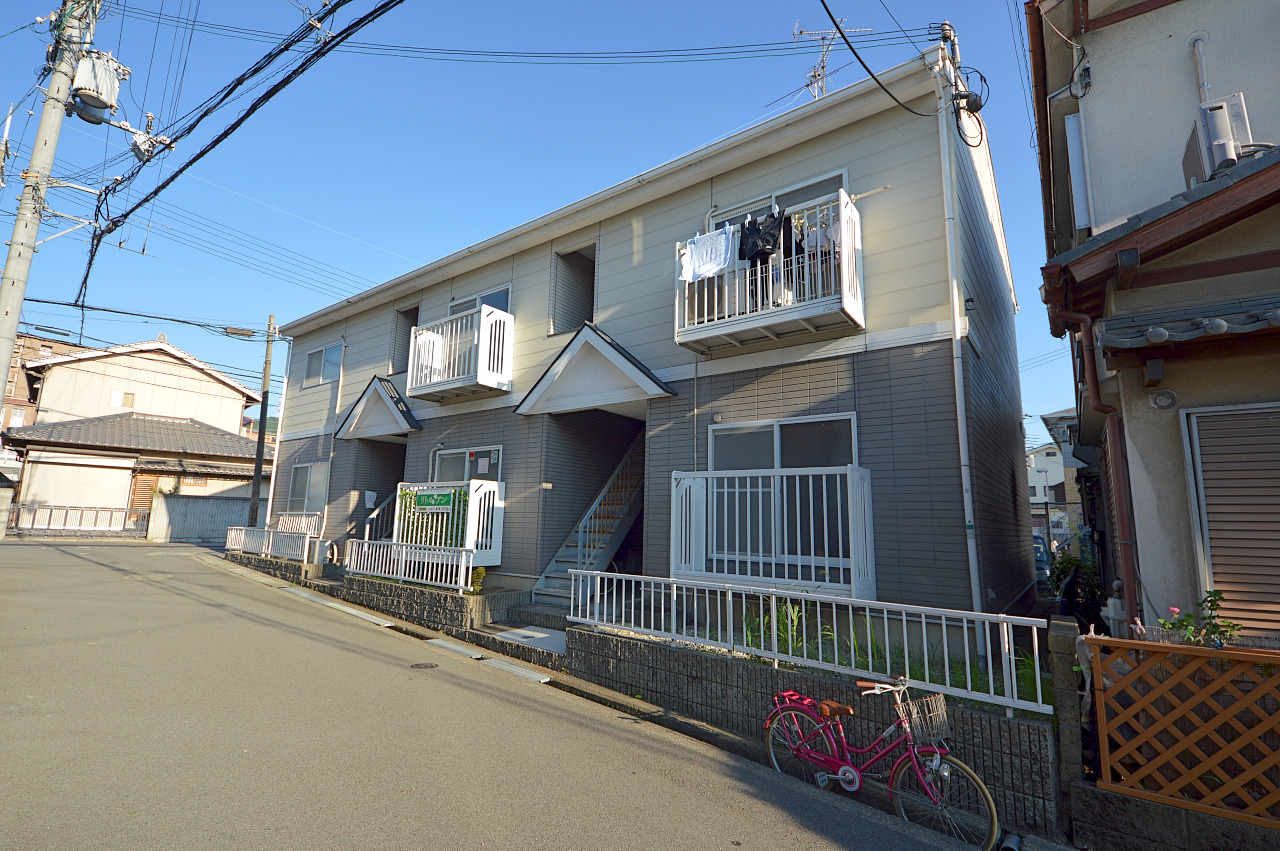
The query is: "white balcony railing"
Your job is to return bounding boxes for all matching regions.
[390,479,505,568]
[674,189,863,351]
[671,465,875,599]
[406,305,514,402]
[568,570,1052,715]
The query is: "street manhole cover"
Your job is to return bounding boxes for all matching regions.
[410,663,438,669]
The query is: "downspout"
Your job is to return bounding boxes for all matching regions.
[932,54,985,614]
[261,336,293,526]
[1047,304,1140,629]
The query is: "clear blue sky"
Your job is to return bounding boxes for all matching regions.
[0,1,1073,444]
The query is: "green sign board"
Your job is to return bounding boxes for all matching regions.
[415,491,454,511]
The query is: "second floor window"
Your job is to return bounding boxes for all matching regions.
[110,390,135,408]
[449,286,510,316]
[303,342,342,388]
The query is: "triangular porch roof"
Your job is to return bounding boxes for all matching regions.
[335,376,421,443]
[515,323,675,419]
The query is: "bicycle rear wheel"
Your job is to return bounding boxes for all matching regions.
[890,753,998,850]
[766,708,838,791]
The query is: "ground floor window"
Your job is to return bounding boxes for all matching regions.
[288,462,329,513]
[435,446,501,482]
[710,413,856,471]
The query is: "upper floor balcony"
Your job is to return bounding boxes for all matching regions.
[674,189,864,353]
[406,305,515,402]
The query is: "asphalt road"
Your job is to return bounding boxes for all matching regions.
[1,541,979,850]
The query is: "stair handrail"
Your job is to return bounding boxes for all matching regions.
[576,433,646,571]
[364,493,398,541]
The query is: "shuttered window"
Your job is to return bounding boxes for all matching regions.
[1186,407,1280,631]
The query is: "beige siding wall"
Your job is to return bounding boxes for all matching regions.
[280,93,951,440]
[37,352,247,431]
[1078,3,1280,232]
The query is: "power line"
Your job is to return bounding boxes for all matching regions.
[23,296,273,338]
[76,0,408,305]
[819,0,936,118]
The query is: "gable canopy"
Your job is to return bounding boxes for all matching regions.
[515,323,675,420]
[336,376,422,444]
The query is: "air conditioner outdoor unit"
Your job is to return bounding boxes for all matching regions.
[1198,92,1253,174]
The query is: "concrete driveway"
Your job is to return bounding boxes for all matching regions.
[1,541,983,850]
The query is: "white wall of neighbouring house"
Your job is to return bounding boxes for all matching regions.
[36,351,249,431]
[17,450,134,507]
[1078,2,1280,233]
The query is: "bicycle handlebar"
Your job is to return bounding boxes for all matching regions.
[857,676,909,695]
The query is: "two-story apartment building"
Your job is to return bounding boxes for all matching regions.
[273,44,1032,613]
[1028,0,1280,632]
[3,336,270,511]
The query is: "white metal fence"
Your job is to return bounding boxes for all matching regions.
[672,465,875,599]
[225,526,316,562]
[568,570,1052,715]
[407,305,514,397]
[345,539,475,593]
[7,503,149,537]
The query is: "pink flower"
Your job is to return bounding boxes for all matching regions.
[1168,607,1181,616]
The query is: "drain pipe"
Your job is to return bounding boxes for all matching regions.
[1048,304,1141,630]
[932,54,984,614]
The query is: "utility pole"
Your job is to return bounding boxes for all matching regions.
[246,315,276,528]
[0,1,102,416]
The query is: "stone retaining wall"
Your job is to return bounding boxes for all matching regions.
[565,626,1058,837]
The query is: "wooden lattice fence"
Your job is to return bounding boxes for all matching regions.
[1088,636,1280,831]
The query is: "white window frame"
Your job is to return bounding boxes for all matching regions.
[449,285,511,317]
[287,462,329,514]
[434,444,503,483]
[302,342,343,389]
[709,412,858,471]
[549,239,598,336]
[713,169,849,228]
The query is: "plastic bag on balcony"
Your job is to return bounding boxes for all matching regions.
[679,223,735,282]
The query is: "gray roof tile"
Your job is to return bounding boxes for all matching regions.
[3,412,274,460]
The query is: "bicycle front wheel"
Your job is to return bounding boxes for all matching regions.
[890,753,998,851]
[766,708,837,791]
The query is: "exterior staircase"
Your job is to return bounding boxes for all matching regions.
[531,434,644,606]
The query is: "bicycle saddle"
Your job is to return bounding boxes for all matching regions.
[817,699,856,719]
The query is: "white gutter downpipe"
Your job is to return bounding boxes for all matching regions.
[932,53,985,614]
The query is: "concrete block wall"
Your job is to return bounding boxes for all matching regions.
[566,626,1058,837]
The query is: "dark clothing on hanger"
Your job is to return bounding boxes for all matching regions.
[739,210,787,263]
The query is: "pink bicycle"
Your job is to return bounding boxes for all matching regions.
[764,677,998,850]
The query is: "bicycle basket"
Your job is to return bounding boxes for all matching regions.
[895,693,950,744]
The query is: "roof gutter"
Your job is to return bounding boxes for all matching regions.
[1026,1,1057,261]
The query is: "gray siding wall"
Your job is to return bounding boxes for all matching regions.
[404,406,544,578]
[644,343,972,610]
[954,117,1034,611]
[540,410,643,569]
[327,438,406,543]
[269,435,326,529]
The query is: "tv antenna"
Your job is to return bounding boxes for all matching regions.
[794,19,873,98]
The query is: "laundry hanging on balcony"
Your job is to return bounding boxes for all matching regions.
[739,210,787,262]
[679,223,736,282]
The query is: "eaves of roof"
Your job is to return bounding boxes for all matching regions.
[279,50,945,339]
[3,412,272,460]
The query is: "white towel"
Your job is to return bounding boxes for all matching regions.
[680,224,736,282]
